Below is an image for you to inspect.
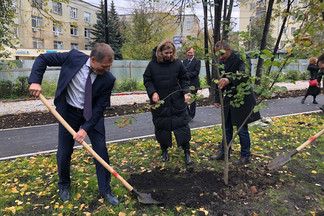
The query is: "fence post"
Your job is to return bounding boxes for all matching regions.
[129,62,132,79]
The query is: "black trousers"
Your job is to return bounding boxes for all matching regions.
[57,105,111,196]
[155,124,191,150]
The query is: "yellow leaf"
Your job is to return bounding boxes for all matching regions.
[176,206,182,212]
[44,206,50,209]
[80,203,85,211]
[74,193,82,200]
[68,204,73,209]
[310,211,316,216]
[311,170,317,174]
[15,200,23,205]
[128,211,137,216]
[118,213,126,216]
[5,206,16,214]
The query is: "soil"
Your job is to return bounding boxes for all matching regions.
[128,164,281,215]
[0,89,309,129]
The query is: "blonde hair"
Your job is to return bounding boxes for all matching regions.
[309,57,316,65]
[156,40,176,63]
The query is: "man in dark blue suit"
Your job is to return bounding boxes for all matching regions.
[29,43,119,205]
[183,47,201,120]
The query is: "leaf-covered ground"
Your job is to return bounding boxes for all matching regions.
[0,113,323,215]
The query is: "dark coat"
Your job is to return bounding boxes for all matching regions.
[307,64,319,80]
[306,64,320,96]
[143,48,190,131]
[215,51,261,126]
[28,49,115,134]
[183,57,201,88]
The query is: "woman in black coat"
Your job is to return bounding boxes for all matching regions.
[301,57,320,104]
[143,40,192,165]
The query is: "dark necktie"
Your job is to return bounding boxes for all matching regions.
[83,68,92,121]
[186,59,191,69]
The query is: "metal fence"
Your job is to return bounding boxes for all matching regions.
[0,59,309,82]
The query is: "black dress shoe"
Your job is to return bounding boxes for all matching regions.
[162,150,169,162]
[59,189,70,201]
[210,152,230,160]
[184,151,192,165]
[103,192,119,206]
[232,156,250,165]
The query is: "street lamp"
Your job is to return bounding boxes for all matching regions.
[104,0,109,44]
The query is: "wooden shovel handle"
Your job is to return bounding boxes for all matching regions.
[296,128,324,152]
[39,94,134,192]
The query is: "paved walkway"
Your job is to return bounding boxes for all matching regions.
[0,81,310,115]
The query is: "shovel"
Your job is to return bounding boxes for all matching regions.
[268,128,324,170]
[38,94,162,204]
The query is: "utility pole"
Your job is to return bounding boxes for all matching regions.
[104,0,109,44]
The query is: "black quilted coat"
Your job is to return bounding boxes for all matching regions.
[143,48,191,131]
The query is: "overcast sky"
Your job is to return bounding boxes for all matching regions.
[86,0,240,31]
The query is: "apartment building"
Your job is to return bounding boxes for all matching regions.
[8,0,99,60]
[239,0,301,49]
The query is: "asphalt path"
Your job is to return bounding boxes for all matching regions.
[0,95,323,160]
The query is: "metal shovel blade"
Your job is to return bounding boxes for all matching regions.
[268,153,291,170]
[132,189,163,205]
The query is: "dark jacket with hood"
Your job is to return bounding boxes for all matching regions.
[215,50,261,126]
[143,47,190,131]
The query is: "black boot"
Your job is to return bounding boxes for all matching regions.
[301,98,305,104]
[162,149,169,162]
[184,150,192,165]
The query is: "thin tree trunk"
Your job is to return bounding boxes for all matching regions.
[266,0,291,75]
[203,0,211,86]
[255,0,275,84]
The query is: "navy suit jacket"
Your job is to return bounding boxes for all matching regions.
[29,49,116,134]
[183,57,201,88]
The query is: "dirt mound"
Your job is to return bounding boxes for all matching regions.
[128,165,279,214]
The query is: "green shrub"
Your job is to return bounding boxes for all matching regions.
[13,76,29,97]
[299,70,309,80]
[41,79,57,97]
[284,70,299,81]
[113,78,139,92]
[0,80,13,99]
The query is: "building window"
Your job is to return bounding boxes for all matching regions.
[13,0,17,13]
[53,22,63,34]
[70,7,78,19]
[14,27,18,38]
[291,27,296,35]
[84,28,91,38]
[52,1,62,15]
[31,15,43,30]
[70,25,78,36]
[84,12,91,23]
[283,27,287,34]
[250,3,255,11]
[85,45,92,50]
[71,43,78,50]
[33,38,44,49]
[54,41,63,49]
[186,21,191,30]
[31,0,42,9]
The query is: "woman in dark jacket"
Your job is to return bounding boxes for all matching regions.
[301,57,320,104]
[143,40,192,165]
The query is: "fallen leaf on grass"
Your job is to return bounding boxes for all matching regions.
[311,170,317,174]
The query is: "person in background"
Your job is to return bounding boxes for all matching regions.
[301,57,320,104]
[143,40,192,165]
[183,47,201,121]
[210,40,261,165]
[28,43,119,205]
[316,53,324,111]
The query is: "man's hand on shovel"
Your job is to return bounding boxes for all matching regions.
[74,129,87,144]
[29,83,42,97]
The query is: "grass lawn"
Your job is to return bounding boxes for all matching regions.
[0,113,323,215]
